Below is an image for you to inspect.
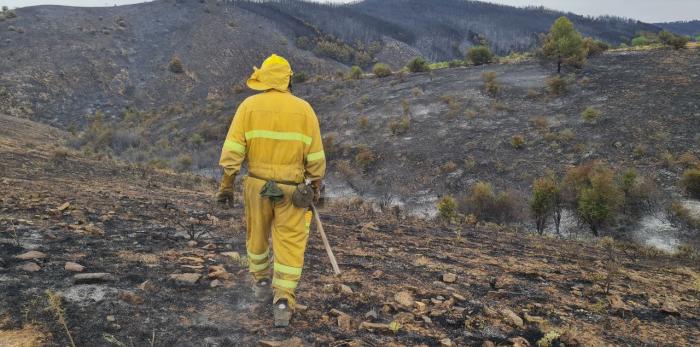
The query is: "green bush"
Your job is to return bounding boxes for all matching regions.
[406,56,430,73]
[659,30,689,49]
[5,10,15,19]
[583,37,609,56]
[315,39,353,63]
[348,66,363,80]
[467,45,494,66]
[372,63,392,78]
[681,169,700,198]
[437,195,458,222]
[448,60,464,68]
[291,72,307,84]
[581,106,601,123]
[564,162,623,236]
[460,181,523,224]
[631,36,649,46]
[169,57,184,73]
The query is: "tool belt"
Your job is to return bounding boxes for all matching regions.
[248,173,313,208]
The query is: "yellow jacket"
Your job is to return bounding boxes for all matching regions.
[219,84,325,183]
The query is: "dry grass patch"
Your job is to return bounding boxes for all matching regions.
[0,324,49,347]
[117,250,160,265]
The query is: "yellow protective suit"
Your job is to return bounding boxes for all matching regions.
[219,54,326,308]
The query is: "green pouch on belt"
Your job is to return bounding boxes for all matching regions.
[260,181,285,202]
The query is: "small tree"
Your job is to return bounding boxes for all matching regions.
[564,163,623,236]
[406,57,430,73]
[542,16,586,73]
[531,175,558,234]
[467,46,494,66]
[372,63,392,78]
[437,195,458,222]
[2,6,8,12]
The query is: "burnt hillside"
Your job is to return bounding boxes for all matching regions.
[0,0,660,128]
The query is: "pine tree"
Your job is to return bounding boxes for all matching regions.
[542,17,585,73]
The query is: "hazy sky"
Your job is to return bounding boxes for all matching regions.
[2,0,698,23]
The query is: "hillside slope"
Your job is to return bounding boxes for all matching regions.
[1,114,699,346]
[0,0,660,126]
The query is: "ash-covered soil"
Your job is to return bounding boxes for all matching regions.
[297,48,700,214]
[1,117,699,347]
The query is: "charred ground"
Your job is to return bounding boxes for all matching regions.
[1,116,699,346]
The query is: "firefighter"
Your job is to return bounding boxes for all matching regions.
[216,54,325,327]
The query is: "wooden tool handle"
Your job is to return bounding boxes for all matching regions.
[310,204,341,275]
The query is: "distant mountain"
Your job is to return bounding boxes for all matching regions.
[0,0,661,127]
[656,20,700,37]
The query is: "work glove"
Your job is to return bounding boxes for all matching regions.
[310,180,323,205]
[215,172,236,206]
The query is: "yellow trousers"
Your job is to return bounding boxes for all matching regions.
[243,176,312,309]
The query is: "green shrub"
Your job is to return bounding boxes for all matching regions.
[546,75,568,95]
[169,57,184,73]
[460,181,523,224]
[406,56,430,73]
[5,10,15,19]
[448,60,464,68]
[581,106,601,123]
[511,135,525,149]
[437,196,458,222]
[583,37,609,56]
[467,45,494,66]
[389,116,410,135]
[659,30,689,49]
[564,162,623,236]
[348,66,363,80]
[291,72,307,84]
[372,63,392,78]
[2,6,8,11]
[631,36,648,46]
[617,169,659,218]
[482,71,500,97]
[681,169,700,198]
[315,39,353,63]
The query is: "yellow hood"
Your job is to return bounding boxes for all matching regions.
[246,54,293,92]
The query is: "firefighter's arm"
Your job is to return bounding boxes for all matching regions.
[304,105,326,182]
[219,101,247,183]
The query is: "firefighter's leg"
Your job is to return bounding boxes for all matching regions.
[243,177,273,281]
[270,186,312,310]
